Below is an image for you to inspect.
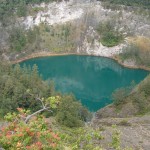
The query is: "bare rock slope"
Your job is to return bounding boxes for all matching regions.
[91,115,150,150]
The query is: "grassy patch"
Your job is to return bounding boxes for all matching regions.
[101,32,123,47]
[97,20,124,47]
[118,119,131,126]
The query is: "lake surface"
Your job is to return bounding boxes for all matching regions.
[20,55,149,111]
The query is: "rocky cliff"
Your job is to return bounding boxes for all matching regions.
[0,0,150,64]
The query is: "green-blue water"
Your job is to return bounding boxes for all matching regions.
[20,55,149,111]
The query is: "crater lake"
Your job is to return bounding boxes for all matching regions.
[20,55,149,111]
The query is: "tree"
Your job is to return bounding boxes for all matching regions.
[112,87,129,106]
[17,1,27,17]
[9,28,27,51]
[56,95,91,127]
[97,20,123,47]
[0,62,53,116]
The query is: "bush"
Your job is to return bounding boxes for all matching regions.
[120,44,150,67]
[0,0,57,26]
[56,95,91,128]
[112,87,130,106]
[17,1,27,17]
[118,119,131,126]
[0,62,51,116]
[111,125,121,150]
[132,92,149,114]
[9,28,27,52]
[97,21,123,47]
[0,108,61,150]
[101,32,123,47]
[61,127,104,150]
[115,75,150,115]
[132,76,150,114]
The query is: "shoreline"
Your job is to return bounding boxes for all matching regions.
[11,51,150,71]
[112,56,150,71]
[11,52,77,64]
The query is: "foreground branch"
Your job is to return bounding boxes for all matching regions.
[25,108,50,123]
[22,93,53,123]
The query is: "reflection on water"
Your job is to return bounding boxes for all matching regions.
[20,55,149,111]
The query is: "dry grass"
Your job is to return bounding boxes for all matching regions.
[127,36,150,51]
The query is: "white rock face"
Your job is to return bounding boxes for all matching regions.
[23,1,84,29]
[21,0,150,36]
[77,26,125,57]
[83,40,124,57]
[18,0,150,59]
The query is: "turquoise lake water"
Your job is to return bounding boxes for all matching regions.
[20,55,149,111]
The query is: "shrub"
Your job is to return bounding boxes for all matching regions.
[61,127,104,150]
[9,28,27,52]
[0,63,52,116]
[119,43,150,67]
[17,1,27,17]
[0,108,61,150]
[101,32,123,47]
[111,125,121,150]
[118,119,131,126]
[56,95,91,128]
[112,87,130,106]
[97,21,123,47]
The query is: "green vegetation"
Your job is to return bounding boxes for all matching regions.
[112,82,135,106]
[132,75,150,114]
[9,28,27,52]
[0,108,134,150]
[119,43,150,67]
[112,87,130,106]
[0,61,90,127]
[97,21,123,47]
[0,61,50,116]
[0,0,150,149]
[111,125,121,150]
[112,75,150,115]
[37,24,77,53]
[0,0,56,25]
[0,60,138,149]
[7,23,79,54]
[118,119,131,126]
[9,26,39,52]
[99,0,150,9]
[56,95,91,128]
[0,108,62,149]
[60,126,104,150]
[101,32,123,47]
[1,60,147,149]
